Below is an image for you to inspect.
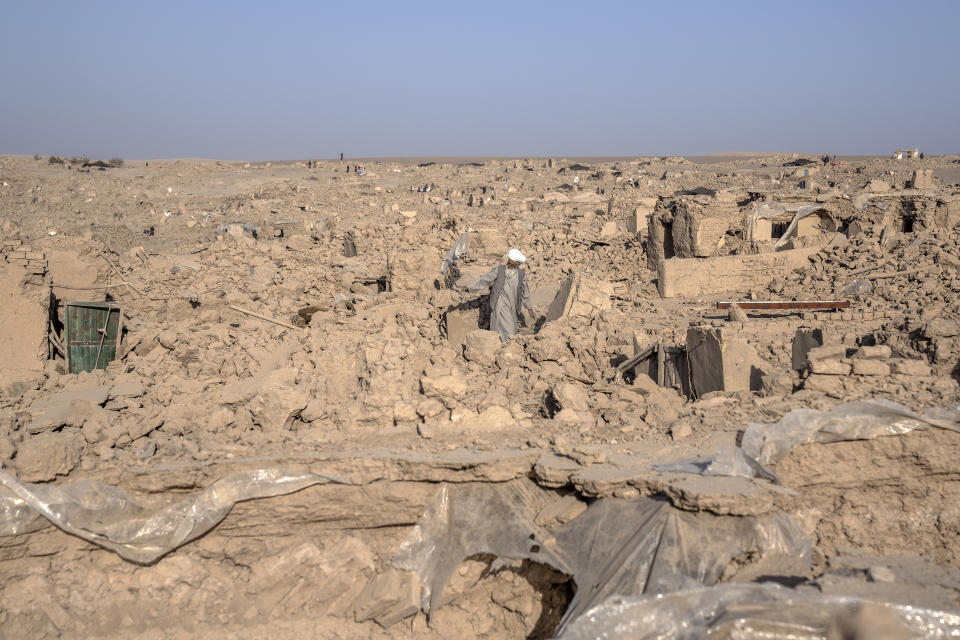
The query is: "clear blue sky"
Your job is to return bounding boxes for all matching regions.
[1,0,957,159]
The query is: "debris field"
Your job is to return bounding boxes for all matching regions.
[1,151,959,638]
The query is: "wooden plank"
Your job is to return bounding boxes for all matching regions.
[615,344,656,374]
[716,300,849,311]
[656,341,665,386]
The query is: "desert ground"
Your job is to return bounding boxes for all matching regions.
[1,151,960,638]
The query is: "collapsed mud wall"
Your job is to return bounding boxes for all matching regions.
[646,192,743,269]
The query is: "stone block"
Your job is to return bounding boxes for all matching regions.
[891,359,932,376]
[416,397,445,419]
[387,246,438,291]
[852,359,891,376]
[809,359,851,375]
[14,431,84,482]
[911,169,934,189]
[445,307,480,344]
[806,344,847,362]
[546,273,614,322]
[852,345,892,360]
[456,405,516,431]
[792,328,823,370]
[552,382,589,412]
[463,329,502,367]
[804,374,845,393]
[420,369,469,406]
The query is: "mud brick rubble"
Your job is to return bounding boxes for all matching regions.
[0,152,959,638]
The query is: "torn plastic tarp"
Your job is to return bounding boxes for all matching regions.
[652,445,779,483]
[657,401,960,482]
[557,583,960,640]
[840,278,875,295]
[440,231,470,275]
[747,202,830,248]
[391,478,810,634]
[392,480,569,614]
[0,467,348,564]
[742,399,960,466]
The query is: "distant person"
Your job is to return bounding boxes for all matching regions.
[340,152,344,162]
[459,249,535,342]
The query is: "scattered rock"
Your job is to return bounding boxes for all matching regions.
[670,418,693,441]
[552,382,589,412]
[14,431,84,482]
[463,329,502,367]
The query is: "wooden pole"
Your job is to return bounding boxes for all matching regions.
[228,305,300,331]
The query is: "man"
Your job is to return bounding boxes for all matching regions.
[461,249,535,342]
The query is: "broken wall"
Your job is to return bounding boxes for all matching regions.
[647,192,742,269]
[685,326,763,396]
[657,246,820,298]
[0,264,46,397]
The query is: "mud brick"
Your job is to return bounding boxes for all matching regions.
[852,359,890,376]
[809,359,851,375]
[891,359,932,376]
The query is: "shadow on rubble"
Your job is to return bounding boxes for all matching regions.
[442,296,491,337]
[952,360,960,385]
[467,554,575,640]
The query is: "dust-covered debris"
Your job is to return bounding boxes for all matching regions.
[0,152,959,638]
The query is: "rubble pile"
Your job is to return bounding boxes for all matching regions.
[772,221,960,379]
[0,152,958,638]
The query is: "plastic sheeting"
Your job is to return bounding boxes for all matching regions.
[558,583,960,639]
[392,480,569,614]
[656,401,960,482]
[391,479,810,634]
[652,445,779,483]
[742,399,960,466]
[747,202,829,248]
[0,467,347,564]
[440,232,470,275]
[841,278,875,295]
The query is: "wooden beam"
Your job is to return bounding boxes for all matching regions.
[716,300,849,311]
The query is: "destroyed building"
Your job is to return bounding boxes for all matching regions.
[893,148,920,159]
[0,150,959,639]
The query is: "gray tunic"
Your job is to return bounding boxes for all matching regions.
[467,265,532,342]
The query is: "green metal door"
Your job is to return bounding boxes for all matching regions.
[65,302,122,374]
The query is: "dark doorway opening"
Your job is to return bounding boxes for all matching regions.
[662,222,675,258]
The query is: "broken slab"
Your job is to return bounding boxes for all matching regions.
[685,326,763,396]
[26,387,112,434]
[911,169,935,189]
[354,568,421,627]
[14,431,84,482]
[791,328,823,370]
[444,307,480,343]
[463,329,501,366]
[546,273,614,322]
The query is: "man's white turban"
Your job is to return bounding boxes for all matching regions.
[507,248,526,263]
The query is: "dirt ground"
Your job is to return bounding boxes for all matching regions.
[0,151,959,638]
